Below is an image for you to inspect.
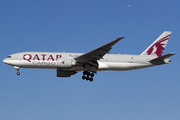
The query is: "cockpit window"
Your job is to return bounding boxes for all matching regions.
[6,56,11,58]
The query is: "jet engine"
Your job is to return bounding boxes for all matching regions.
[57,69,77,77]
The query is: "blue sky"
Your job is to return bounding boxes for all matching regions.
[0,0,179,120]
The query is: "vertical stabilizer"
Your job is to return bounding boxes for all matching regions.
[141,31,171,57]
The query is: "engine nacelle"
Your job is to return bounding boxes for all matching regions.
[57,69,77,77]
[57,58,75,69]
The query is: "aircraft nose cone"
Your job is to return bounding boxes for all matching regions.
[3,58,7,63]
[3,58,11,65]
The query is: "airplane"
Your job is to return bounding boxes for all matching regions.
[3,31,175,81]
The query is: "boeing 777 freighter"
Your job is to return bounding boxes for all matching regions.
[3,31,175,81]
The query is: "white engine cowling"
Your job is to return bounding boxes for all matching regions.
[57,69,77,77]
[57,58,75,68]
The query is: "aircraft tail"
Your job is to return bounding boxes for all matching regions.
[141,31,171,57]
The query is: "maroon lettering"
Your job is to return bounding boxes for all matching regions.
[56,55,62,60]
[23,54,32,62]
[23,54,61,62]
[47,55,54,61]
[33,54,40,60]
[41,54,47,60]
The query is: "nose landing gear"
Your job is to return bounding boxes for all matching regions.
[82,71,96,82]
[17,71,20,75]
[14,66,20,76]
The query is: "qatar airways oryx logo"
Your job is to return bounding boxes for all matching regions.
[146,34,170,57]
[23,54,62,62]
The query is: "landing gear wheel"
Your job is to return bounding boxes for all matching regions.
[17,72,20,75]
[86,77,89,80]
[89,77,93,82]
[90,73,94,77]
[82,71,96,81]
[83,71,88,75]
[82,76,86,80]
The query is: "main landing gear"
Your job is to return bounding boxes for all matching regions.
[14,66,20,76]
[82,71,95,82]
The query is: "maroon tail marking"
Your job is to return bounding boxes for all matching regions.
[146,35,170,57]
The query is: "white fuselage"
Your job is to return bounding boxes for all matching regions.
[3,52,168,71]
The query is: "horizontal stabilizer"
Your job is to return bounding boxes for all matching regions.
[149,53,175,62]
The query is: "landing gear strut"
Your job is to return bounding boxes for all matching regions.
[14,66,20,76]
[82,71,95,82]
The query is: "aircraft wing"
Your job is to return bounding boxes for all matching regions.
[75,37,125,62]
